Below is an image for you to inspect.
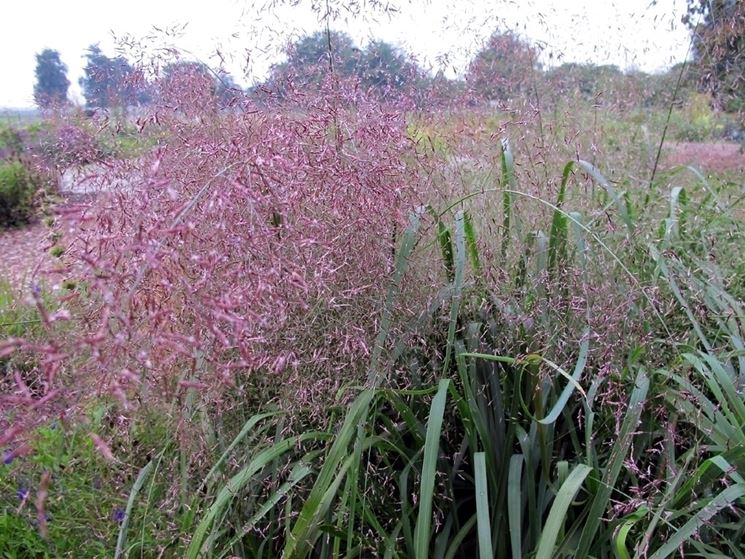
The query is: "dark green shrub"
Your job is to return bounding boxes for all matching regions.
[0,160,38,227]
[0,125,24,158]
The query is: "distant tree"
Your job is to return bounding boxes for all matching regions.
[80,45,141,109]
[268,30,361,91]
[33,49,70,108]
[158,61,217,115]
[465,30,540,102]
[546,63,621,97]
[357,40,422,98]
[544,63,634,106]
[265,31,424,101]
[684,0,745,112]
[424,71,467,107]
[637,64,696,108]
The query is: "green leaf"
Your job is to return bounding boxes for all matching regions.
[442,211,465,375]
[474,452,493,559]
[500,137,515,257]
[115,460,154,559]
[463,210,482,278]
[613,507,648,559]
[190,432,327,559]
[575,368,649,557]
[508,454,524,559]
[535,464,593,559]
[437,220,455,283]
[414,379,450,559]
[577,160,634,234]
[282,392,374,559]
[648,484,745,559]
[548,161,573,278]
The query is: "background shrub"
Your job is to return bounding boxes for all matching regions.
[39,124,103,168]
[0,125,24,159]
[668,92,737,142]
[0,160,39,227]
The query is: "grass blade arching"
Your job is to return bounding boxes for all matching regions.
[535,463,592,559]
[115,460,154,559]
[575,367,650,558]
[647,484,745,559]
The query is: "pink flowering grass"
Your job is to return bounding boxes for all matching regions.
[1,78,428,448]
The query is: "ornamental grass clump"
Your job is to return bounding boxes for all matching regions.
[0,75,426,448]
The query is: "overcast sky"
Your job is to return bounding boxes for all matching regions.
[0,0,693,108]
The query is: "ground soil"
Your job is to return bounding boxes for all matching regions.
[663,141,745,173]
[0,197,87,293]
[1,163,128,294]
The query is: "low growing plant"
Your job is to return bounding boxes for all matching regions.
[0,160,39,227]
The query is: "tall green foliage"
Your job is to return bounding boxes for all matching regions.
[0,160,37,227]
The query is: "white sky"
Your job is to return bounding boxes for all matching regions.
[0,0,693,108]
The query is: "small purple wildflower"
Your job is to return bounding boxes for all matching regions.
[113,508,125,523]
[17,486,29,501]
[2,450,13,465]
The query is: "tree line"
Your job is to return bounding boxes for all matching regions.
[33,1,743,114]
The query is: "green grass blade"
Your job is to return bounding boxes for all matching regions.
[548,161,573,278]
[369,206,424,385]
[662,186,687,245]
[282,391,374,559]
[649,245,711,351]
[458,351,586,416]
[442,211,465,375]
[437,220,455,283]
[696,352,745,427]
[535,463,592,559]
[671,449,745,509]
[190,431,327,559]
[648,484,745,559]
[575,367,650,558]
[115,460,154,559]
[414,379,450,559]
[463,210,482,278]
[197,411,281,494]
[216,461,314,559]
[537,333,589,425]
[500,137,515,257]
[577,160,633,234]
[613,507,648,559]
[508,454,524,559]
[473,452,493,559]
[444,515,478,559]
